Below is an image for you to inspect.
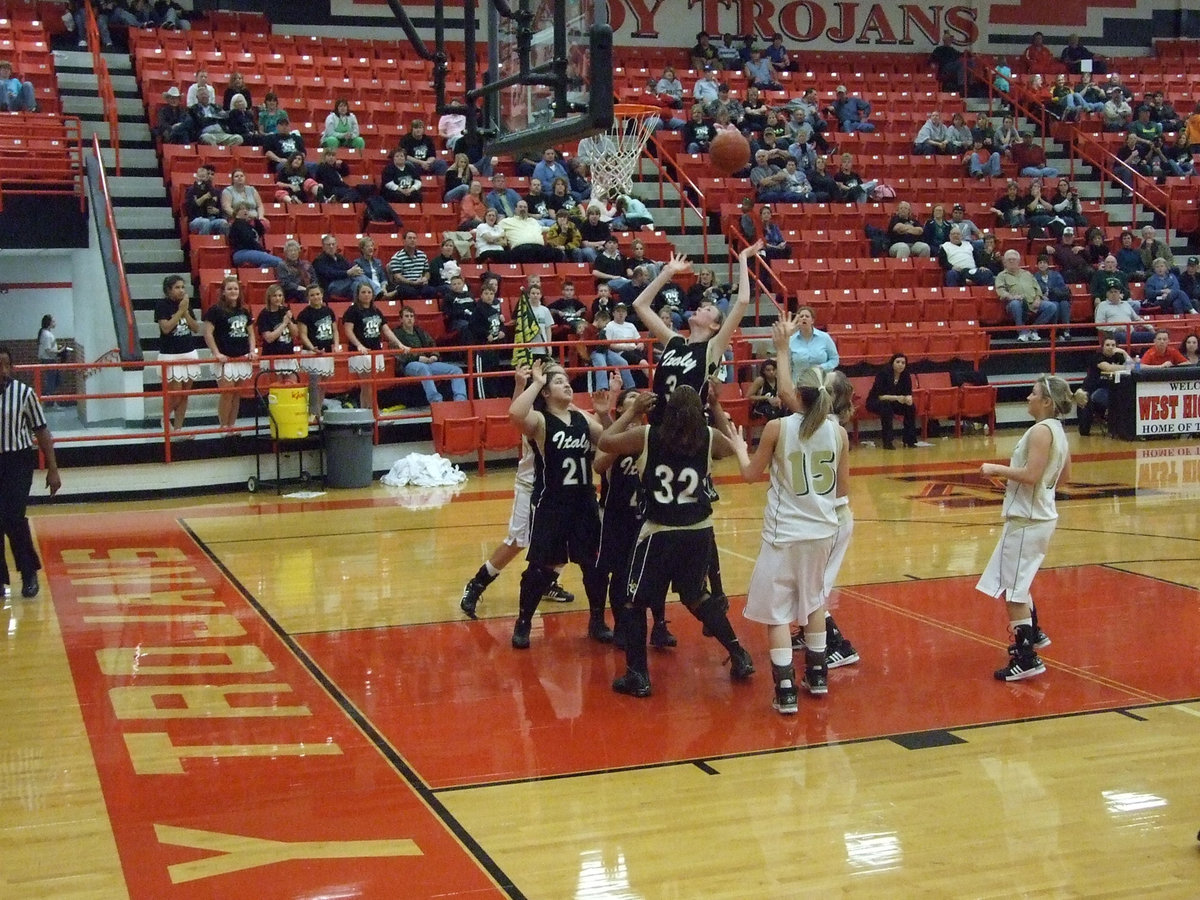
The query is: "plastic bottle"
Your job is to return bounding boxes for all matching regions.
[1133,354,1141,373]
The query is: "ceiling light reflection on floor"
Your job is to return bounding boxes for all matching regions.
[845,831,902,871]
[1102,790,1167,815]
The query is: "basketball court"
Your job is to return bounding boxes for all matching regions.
[3,433,1198,897]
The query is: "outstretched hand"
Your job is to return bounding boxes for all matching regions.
[740,239,765,259]
[772,314,798,350]
[529,358,548,386]
[664,252,693,277]
[632,391,657,415]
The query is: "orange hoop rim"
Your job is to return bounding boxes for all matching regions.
[612,103,666,120]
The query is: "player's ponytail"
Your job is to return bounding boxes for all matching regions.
[796,366,833,440]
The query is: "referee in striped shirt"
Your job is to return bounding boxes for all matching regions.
[0,346,61,599]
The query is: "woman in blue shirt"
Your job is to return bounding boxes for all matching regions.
[787,306,840,372]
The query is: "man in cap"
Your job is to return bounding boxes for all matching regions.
[833,85,874,133]
[1094,277,1152,342]
[1089,255,1130,309]
[995,249,1052,341]
[950,203,985,247]
[1178,256,1200,304]
[1051,226,1095,283]
[154,85,189,143]
[1012,131,1059,177]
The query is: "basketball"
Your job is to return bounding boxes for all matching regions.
[709,130,752,174]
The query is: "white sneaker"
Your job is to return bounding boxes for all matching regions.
[1017,331,1031,342]
[1029,331,1042,341]
[913,440,934,447]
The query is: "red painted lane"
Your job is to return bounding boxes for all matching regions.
[38,511,504,900]
[301,568,1194,789]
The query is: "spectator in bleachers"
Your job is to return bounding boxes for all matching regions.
[315,234,372,299]
[1129,105,1163,147]
[808,153,842,199]
[549,281,588,330]
[386,231,441,301]
[257,92,286,135]
[976,233,1004,275]
[1139,225,1175,272]
[229,203,282,268]
[913,111,951,155]
[991,179,1026,226]
[532,148,569,192]
[993,114,1019,157]
[1032,252,1072,333]
[485,172,521,217]
[400,119,448,178]
[612,194,654,232]
[1051,180,1087,229]
[593,236,629,290]
[0,60,36,112]
[441,273,474,336]
[1114,231,1146,281]
[995,249,1052,341]
[354,236,394,300]
[585,309,632,389]
[275,152,319,203]
[222,71,251,112]
[256,284,298,379]
[276,239,317,303]
[71,1,142,49]
[972,114,996,150]
[746,358,787,421]
[575,205,610,262]
[321,99,365,151]
[263,117,305,167]
[929,31,966,91]
[1020,32,1054,75]
[603,303,650,386]
[226,95,261,145]
[523,284,556,346]
[832,85,874,133]
[394,306,468,403]
[380,147,423,204]
[463,283,509,394]
[185,68,211,107]
[754,128,792,168]
[947,113,973,154]
[1179,256,1200,304]
[683,104,715,154]
[737,197,759,245]
[344,282,407,410]
[1102,88,1133,132]
[650,272,687,330]
[220,169,268,229]
[785,88,828,148]
[715,33,742,71]
[1184,103,1200,153]
[426,238,460,295]
[1060,33,1104,75]
[203,275,256,430]
[1145,258,1199,314]
[473,207,508,262]
[923,204,953,248]
[717,84,749,130]
[1023,181,1055,229]
[833,152,875,202]
[684,267,730,318]
[574,132,617,178]
[443,153,476,203]
[189,86,243,147]
[1094,279,1153,342]
[185,165,228,236]
[757,206,791,263]
[1076,335,1130,435]
[1089,255,1129,308]
[691,31,719,71]
[1051,227,1095,284]
[780,157,822,202]
[1162,131,1195,177]
[523,178,555,226]
[888,201,932,259]
[751,150,808,203]
[652,66,686,108]
[743,47,782,92]
[1142,328,1191,366]
[154,86,189,143]
[992,58,1012,94]
[500,201,561,263]
[1080,226,1109,266]
[940,227,994,287]
[591,282,616,321]
[867,353,918,449]
[1071,73,1107,116]
[1012,131,1058,177]
[692,68,721,105]
[787,306,839,372]
[967,136,1002,179]
[1115,132,1152,185]
[457,178,488,229]
[767,34,798,73]
[1048,74,1075,122]
[1181,332,1200,365]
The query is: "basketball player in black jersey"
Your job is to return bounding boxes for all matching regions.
[632,242,762,626]
[595,389,675,651]
[508,361,614,649]
[598,386,754,697]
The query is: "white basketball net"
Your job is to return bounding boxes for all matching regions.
[587,111,657,199]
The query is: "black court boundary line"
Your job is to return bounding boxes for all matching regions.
[179,519,527,900]
[431,696,1200,794]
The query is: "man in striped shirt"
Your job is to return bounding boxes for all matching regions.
[386,231,441,301]
[0,346,61,598]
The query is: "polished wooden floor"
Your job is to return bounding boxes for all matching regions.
[2,430,1198,899]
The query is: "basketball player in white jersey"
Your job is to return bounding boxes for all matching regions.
[729,364,850,714]
[977,374,1074,681]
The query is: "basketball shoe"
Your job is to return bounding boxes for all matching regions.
[612,669,652,698]
[772,664,799,715]
[542,582,574,603]
[649,620,677,648]
[459,578,484,619]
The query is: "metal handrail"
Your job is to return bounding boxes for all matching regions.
[90,133,137,355]
[647,133,710,262]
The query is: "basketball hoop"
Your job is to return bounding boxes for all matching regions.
[585,103,661,200]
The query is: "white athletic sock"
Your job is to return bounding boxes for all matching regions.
[769,648,793,667]
[805,631,827,654]
[484,561,501,577]
[1012,617,1033,630]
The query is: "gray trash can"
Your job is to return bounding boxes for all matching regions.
[323,408,375,488]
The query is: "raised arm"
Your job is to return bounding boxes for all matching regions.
[772,315,800,412]
[633,253,692,344]
[509,361,547,439]
[711,240,764,357]
[597,391,655,455]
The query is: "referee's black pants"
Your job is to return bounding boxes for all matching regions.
[0,449,40,579]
